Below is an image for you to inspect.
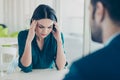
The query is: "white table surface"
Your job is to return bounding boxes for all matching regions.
[0,69,68,80]
[0,38,17,45]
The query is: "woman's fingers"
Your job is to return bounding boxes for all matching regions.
[27,20,37,42]
[30,20,37,30]
[53,22,61,32]
[53,22,58,28]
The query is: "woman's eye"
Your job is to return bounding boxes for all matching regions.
[38,26,44,28]
[48,27,52,29]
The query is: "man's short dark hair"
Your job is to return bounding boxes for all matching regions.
[91,0,120,26]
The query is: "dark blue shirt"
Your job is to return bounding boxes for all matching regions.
[63,34,120,80]
[18,30,65,72]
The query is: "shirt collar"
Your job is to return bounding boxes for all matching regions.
[105,32,120,46]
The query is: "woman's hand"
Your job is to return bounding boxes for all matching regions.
[26,20,37,43]
[52,22,62,42]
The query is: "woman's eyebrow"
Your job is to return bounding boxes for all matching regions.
[38,24,45,27]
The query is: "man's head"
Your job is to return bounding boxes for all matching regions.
[90,0,120,43]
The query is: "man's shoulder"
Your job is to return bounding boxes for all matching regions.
[73,47,109,66]
[73,43,120,69]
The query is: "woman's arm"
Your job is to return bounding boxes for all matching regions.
[20,20,37,67]
[56,39,66,70]
[52,22,66,70]
[20,40,32,67]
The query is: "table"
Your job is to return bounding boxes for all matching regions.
[0,38,17,45]
[0,69,69,80]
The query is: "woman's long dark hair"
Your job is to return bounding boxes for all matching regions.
[30,4,57,24]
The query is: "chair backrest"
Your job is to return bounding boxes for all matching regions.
[0,46,17,71]
[1,47,17,56]
[0,24,7,28]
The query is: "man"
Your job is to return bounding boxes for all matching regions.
[63,0,120,80]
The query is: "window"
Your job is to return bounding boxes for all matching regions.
[60,0,84,35]
[59,0,84,64]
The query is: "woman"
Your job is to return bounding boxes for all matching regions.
[18,4,67,73]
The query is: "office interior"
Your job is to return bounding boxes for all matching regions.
[0,0,103,79]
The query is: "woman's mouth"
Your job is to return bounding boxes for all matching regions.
[41,34,47,36]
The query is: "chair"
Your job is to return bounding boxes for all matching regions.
[0,24,7,28]
[0,46,17,76]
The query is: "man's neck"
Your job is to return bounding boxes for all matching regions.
[103,24,120,44]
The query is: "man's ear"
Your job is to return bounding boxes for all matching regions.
[95,2,105,23]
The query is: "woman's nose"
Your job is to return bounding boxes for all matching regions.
[42,28,48,33]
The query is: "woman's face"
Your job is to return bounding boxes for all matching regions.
[35,19,54,39]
